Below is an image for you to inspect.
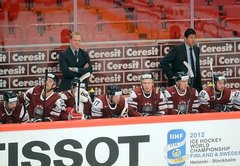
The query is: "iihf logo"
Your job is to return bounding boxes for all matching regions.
[164,129,186,166]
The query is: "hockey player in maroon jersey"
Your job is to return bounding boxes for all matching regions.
[128,73,168,116]
[59,78,91,120]
[199,74,239,113]
[164,72,199,114]
[24,73,66,122]
[0,91,29,124]
[91,85,128,119]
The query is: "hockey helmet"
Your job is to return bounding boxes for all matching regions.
[141,73,153,80]
[174,72,189,82]
[3,91,18,103]
[47,73,59,85]
[107,85,122,96]
[213,73,226,83]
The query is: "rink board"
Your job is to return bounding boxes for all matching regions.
[1,112,240,166]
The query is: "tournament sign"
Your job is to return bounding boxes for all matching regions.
[1,112,240,166]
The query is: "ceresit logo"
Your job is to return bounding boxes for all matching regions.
[10,51,47,63]
[161,44,177,56]
[0,78,8,89]
[237,42,240,52]
[165,129,187,166]
[199,56,214,66]
[105,59,141,71]
[88,86,104,96]
[49,50,61,61]
[11,77,44,88]
[201,67,234,78]
[217,54,240,65]
[143,58,161,69]
[0,52,8,63]
[29,63,60,74]
[125,71,160,83]
[200,42,234,54]
[88,47,123,59]
[125,46,160,57]
[0,65,27,76]
[89,73,122,84]
[92,61,104,72]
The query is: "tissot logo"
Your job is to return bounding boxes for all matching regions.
[0,135,150,166]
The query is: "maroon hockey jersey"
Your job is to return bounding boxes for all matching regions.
[128,86,168,116]
[25,85,66,121]
[199,86,235,113]
[91,94,128,118]
[0,102,28,124]
[165,85,199,114]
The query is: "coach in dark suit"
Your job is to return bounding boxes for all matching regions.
[160,28,202,92]
[59,32,92,91]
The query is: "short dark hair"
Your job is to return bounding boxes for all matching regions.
[184,28,196,38]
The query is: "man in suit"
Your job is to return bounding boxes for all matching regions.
[59,32,92,91]
[160,28,202,92]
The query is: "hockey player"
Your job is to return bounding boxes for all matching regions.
[199,73,239,113]
[24,73,66,122]
[164,72,199,114]
[0,91,29,124]
[59,77,91,120]
[128,73,168,116]
[91,84,128,118]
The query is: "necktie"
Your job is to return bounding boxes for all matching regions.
[74,50,78,62]
[189,47,195,75]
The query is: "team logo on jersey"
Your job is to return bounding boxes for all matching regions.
[164,129,186,166]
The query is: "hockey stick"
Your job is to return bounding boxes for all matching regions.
[183,61,195,114]
[120,98,129,117]
[209,59,216,99]
[76,72,91,119]
[42,69,48,121]
[80,72,91,83]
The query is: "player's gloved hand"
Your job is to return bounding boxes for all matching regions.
[191,109,199,114]
[32,118,42,123]
[43,117,52,122]
[217,105,234,112]
[155,111,166,116]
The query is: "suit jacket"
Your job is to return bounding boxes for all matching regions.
[59,47,92,91]
[160,43,202,92]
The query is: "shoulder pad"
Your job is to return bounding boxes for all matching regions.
[129,90,137,98]
[198,90,210,104]
[232,91,240,104]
